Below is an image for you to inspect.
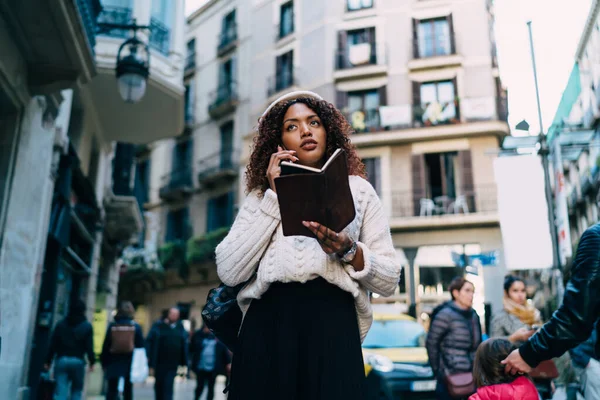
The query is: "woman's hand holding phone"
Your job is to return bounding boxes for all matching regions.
[266,146,298,193]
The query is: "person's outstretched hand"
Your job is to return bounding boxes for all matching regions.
[501,349,532,374]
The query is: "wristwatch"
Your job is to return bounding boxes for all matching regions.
[338,241,358,263]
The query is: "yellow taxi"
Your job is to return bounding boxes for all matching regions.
[363,314,437,400]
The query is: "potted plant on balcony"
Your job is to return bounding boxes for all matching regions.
[158,240,189,280]
[186,227,230,266]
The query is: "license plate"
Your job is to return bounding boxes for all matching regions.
[411,380,437,392]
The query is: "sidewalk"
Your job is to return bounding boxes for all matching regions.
[88,375,227,400]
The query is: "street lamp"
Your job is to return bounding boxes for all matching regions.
[97,18,151,103]
[116,36,150,103]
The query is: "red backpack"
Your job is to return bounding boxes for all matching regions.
[109,323,135,354]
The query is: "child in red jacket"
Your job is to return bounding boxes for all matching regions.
[470,338,540,400]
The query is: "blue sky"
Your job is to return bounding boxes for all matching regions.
[185,0,592,135]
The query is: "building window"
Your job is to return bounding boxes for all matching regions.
[418,80,458,125]
[415,17,454,58]
[220,10,237,49]
[347,89,381,133]
[424,152,459,199]
[150,0,172,54]
[217,57,237,101]
[134,158,150,209]
[347,0,373,11]
[275,51,294,92]
[207,192,235,232]
[220,122,234,169]
[279,2,294,39]
[186,39,196,70]
[184,81,195,125]
[363,157,381,194]
[166,207,192,242]
[171,138,193,187]
[97,0,133,39]
[337,27,376,69]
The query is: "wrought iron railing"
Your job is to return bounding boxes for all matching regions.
[267,71,298,97]
[149,17,170,55]
[209,81,239,113]
[198,149,240,182]
[218,24,238,53]
[389,185,498,219]
[97,6,132,39]
[343,97,508,133]
[76,0,102,53]
[160,166,193,193]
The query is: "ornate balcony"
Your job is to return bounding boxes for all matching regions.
[198,150,240,188]
[159,166,194,202]
[208,82,239,119]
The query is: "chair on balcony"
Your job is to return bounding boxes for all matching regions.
[448,195,469,214]
[419,198,436,217]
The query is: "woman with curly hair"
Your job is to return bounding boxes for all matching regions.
[215,91,401,399]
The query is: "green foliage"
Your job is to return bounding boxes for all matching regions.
[186,227,230,266]
[158,241,189,280]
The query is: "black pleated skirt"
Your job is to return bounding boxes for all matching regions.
[227,277,366,400]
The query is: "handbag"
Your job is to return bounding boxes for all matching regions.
[37,372,55,400]
[444,372,476,399]
[530,359,559,380]
[130,347,149,383]
[201,278,251,351]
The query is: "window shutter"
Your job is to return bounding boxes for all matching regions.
[337,30,348,68]
[336,90,348,110]
[412,18,419,58]
[411,154,426,217]
[457,150,474,210]
[378,86,388,106]
[412,81,421,126]
[451,76,459,120]
[448,14,456,54]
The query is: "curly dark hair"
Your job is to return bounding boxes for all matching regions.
[245,97,366,194]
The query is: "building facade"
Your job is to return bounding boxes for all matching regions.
[139,0,510,329]
[0,0,185,398]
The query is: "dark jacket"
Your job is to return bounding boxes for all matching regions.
[100,316,145,379]
[146,320,189,371]
[190,329,231,376]
[570,328,598,369]
[46,314,95,366]
[426,302,482,377]
[519,224,600,368]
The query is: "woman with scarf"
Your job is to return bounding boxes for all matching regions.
[491,275,576,399]
[491,275,540,344]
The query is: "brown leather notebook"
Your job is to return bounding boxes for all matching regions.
[274,149,356,238]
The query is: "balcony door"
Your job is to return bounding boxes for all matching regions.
[363,157,381,194]
[220,122,234,169]
[348,89,382,133]
[337,27,376,68]
[171,138,193,186]
[415,17,454,58]
[166,207,191,242]
[221,10,237,43]
[218,57,236,95]
[276,51,294,92]
[418,80,458,125]
[279,2,294,38]
[207,192,234,232]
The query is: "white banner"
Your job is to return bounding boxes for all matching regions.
[493,155,553,270]
[461,97,495,120]
[553,138,572,264]
[379,105,412,127]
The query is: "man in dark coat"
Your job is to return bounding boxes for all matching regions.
[503,224,600,374]
[190,324,232,400]
[146,307,189,400]
[101,301,145,400]
[44,299,95,400]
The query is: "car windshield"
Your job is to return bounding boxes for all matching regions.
[363,319,426,349]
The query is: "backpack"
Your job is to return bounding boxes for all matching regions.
[109,323,135,354]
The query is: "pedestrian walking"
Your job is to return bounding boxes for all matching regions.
[44,299,95,400]
[469,338,539,400]
[502,224,600,375]
[146,307,189,400]
[214,91,401,399]
[190,324,231,400]
[101,301,145,400]
[425,277,482,399]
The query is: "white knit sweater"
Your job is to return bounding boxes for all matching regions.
[215,175,401,341]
